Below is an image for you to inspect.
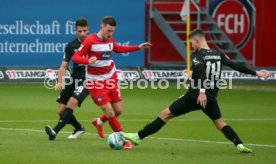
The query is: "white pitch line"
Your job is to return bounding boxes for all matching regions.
[0,118,276,123]
[0,127,275,148]
[150,136,276,148]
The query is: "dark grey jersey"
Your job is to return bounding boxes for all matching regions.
[188,49,256,101]
[64,39,85,79]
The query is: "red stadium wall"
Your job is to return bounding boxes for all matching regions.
[255,0,276,67]
[145,3,184,65]
[146,0,276,67]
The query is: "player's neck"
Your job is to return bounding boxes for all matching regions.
[96,31,104,40]
[199,43,210,50]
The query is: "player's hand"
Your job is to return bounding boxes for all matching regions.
[197,92,207,109]
[139,42,152,49]
[256,70,270,80]
[55,82,62,91]
[88,56,97,64]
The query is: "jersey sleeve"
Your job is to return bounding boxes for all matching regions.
[72,39,91,64]
[63,44,72,62]
[113,41,140,53]
[220,51,256,76]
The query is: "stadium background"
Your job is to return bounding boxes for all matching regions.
[0,0,276,163]
[0,0,276,82]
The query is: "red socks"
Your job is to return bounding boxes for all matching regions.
[100,114,108,123]
[108,116,123,132]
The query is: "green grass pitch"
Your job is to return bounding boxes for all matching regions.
[0,83,276,164]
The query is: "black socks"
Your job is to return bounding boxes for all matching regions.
[138,117,166,139]
[54,108,74,134]
[70,114,82,130]
[221,125,243,146]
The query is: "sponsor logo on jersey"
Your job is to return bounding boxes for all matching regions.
[210,0,252,49]
[101,52,112,60]
[91,43,113,52]
[192,58,200,65]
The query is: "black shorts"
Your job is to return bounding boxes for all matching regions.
[169,93,222,120]
[56,79,89,107]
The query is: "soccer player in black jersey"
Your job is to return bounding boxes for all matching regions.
[45,18,89,140]
[121,29,270,153]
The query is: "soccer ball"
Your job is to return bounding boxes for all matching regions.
[108,132,125,150]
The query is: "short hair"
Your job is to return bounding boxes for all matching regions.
[75,18,88,28]
[101,16,116,26]
[189,29,205,39]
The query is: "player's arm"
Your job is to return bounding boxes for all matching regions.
[113,41,152,53]
[55,44,72,90]
[192,54,207,108]
[55,60,68,90]
[72,40,97,64]
[220,52,269,79]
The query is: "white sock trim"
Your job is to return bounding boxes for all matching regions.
[136,133,141,140]
[236,144,244,149]
[97,118,104,125]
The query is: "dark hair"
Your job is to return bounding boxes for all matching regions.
[189,29,205,39]
[101,16,116,26]
[75,18,88,28]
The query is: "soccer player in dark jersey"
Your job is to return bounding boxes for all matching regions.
[45,18,90,140]
[121,29,270,153]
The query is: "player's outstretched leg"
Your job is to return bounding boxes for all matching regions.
[221,124,253,153]
[120,132,141,145]
[121,116,166,145]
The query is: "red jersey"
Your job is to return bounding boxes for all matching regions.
[72,33,140,81]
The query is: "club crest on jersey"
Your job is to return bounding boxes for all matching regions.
[209,0,252,49]
[108,43,113,50]
[96,96,103,102]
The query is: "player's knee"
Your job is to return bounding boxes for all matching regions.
[58,112,62,117]
[114,106,123,116]
[105,110,115,118]
[101,106,115,118]
[115,110,122,116]
[159,108,173,122]
[58,104,66,114]
[66,97,79,109]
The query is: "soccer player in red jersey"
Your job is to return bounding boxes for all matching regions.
[72,16,151,149]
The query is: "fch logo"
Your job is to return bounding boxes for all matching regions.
[209,0,252,49]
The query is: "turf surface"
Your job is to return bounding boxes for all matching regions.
[0,83,275,164]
